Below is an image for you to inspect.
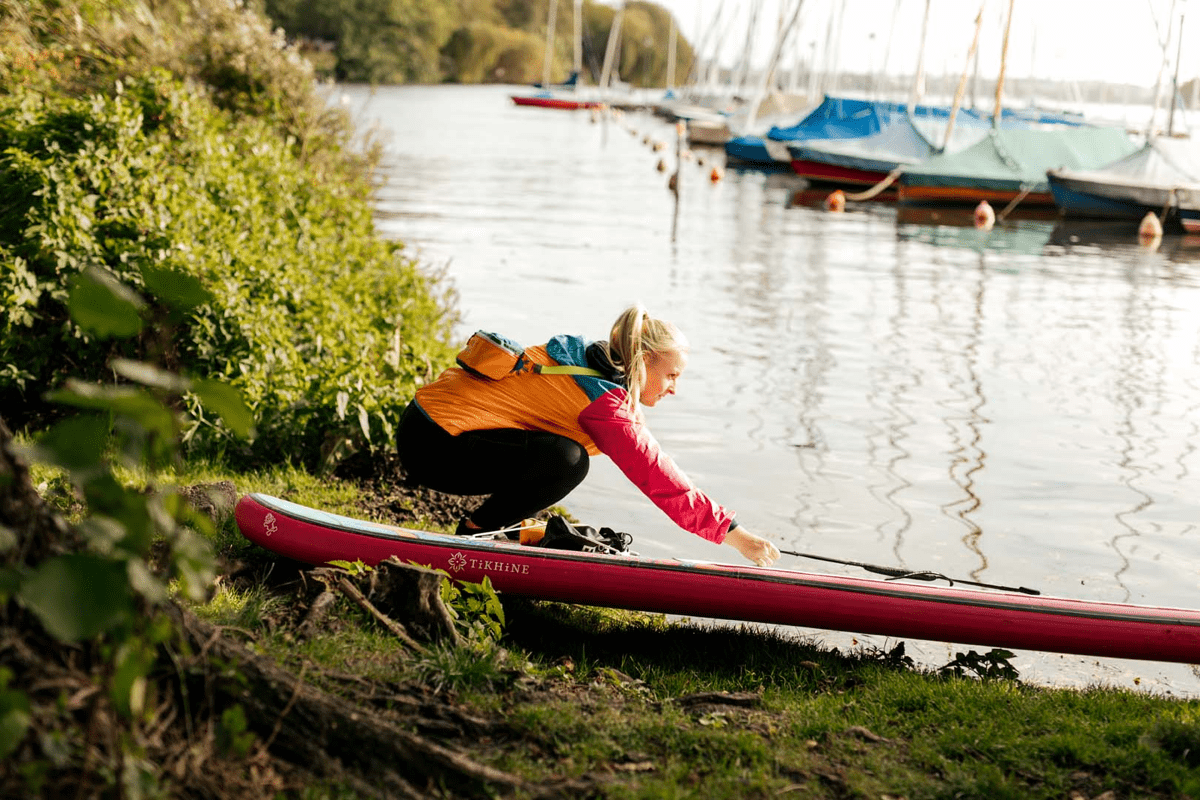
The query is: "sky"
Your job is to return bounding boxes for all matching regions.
[636,0,1198,90]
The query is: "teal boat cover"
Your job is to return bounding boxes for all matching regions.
[1073,136,1200,184]
[900,127,1138,193]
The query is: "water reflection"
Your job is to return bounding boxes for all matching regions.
[1048,220,1200,269]
[939,253,988,581]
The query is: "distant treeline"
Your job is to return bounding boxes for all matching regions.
[252,0,695,87]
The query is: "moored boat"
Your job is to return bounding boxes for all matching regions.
[237,493,1200,665]
[510,91,603,111]
[1047,136,1200,232]
[898,127,1139,206]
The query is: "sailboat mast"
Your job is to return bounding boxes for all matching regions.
[909,0,931,110]
[993,0,1015,127]
[1148,0,1178,137]
[667,15,677,90]
[943,3,985,150]
[598,2,626,96]
[1169,9,1185,136]
[574,0,583,79]
[744,0,805,128]
[542,0,558,88]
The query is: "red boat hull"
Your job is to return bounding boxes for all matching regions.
[511,95,602,110]
[791,158,891,189]
[236,494,1200,664]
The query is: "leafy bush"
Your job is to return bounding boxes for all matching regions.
[0,70,455,465]
[0,263,244,771]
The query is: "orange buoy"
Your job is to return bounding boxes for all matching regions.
[973,200,995,230]
[1138,211,1163,248]
[652,140,665,152]
[824,189,846,212]
[709,166,724,183]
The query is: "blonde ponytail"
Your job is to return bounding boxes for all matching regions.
[606,303,688,412]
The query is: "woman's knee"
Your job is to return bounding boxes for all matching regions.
[544,435,590,487]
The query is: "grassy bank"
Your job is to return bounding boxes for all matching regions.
[91,457,1200,798]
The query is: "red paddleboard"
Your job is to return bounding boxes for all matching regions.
[236,493,1200,664]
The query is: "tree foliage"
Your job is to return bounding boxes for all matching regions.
[255,0,695,87]
[1,0,458,467]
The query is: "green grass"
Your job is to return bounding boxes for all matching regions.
[486,600,1200,799]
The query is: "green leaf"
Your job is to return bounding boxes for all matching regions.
[126,558,167,605]
[191,379,254,438]
[217,704,255,757]
[48,380,177,445]
[111,639,156,719]
[170,528,216,602]
[67,268,145,339]
[19,554,136,643]
[0,567,19,601]
[25,415,110,472]
[0,688,31,760]
[110,358,190,393]
[357,403,370,441]
[141,266,212,311]
[0,524,17,555]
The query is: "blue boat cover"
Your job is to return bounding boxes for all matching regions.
[788,112,993,172]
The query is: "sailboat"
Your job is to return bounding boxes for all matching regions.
[1047,6,1200,230]
[1047,134,1200,231]
[786,4,1083,192]
[895,0,1136,206]
[510,0,602,110]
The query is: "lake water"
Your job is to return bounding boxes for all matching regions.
[342,83,1200,695]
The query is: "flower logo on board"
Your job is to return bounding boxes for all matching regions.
[448,552,467,572]
[263,513,277,537]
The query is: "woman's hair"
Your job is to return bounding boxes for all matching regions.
[606,303,689,410]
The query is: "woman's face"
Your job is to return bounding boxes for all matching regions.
[642,348,688,407]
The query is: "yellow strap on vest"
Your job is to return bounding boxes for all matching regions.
[533,364,604,377]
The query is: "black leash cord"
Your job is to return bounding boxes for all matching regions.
[778,549,1041,596]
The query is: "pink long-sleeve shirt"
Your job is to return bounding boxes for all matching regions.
[579,390,734,544]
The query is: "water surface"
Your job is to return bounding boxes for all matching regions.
[345,83,1200,694]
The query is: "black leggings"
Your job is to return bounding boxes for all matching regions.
[395,401,590,530]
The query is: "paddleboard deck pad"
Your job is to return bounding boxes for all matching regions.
[235,493,1200,664]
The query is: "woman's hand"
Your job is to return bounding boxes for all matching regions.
[725,526,780,567]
